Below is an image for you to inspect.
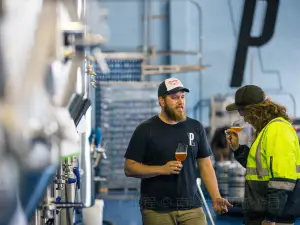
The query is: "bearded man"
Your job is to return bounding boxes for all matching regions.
[124,77,231,225]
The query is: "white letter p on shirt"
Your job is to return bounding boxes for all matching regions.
[188,133,195,146]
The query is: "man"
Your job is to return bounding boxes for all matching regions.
[124,77,231,225]
[225,85,300,225]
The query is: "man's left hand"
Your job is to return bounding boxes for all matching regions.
[261,220,275,225]
[212,197,232,214]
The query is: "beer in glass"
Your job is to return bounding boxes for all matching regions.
[175,143,188,162]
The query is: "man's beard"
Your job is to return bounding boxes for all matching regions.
[164,104,186,122]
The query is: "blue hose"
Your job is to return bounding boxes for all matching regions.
[73,167,80,189]
[88,127,102,146]
[67,178,77,184]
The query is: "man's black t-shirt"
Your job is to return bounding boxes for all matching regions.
[124,115,212,210]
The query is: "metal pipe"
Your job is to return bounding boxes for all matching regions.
[196,178,215,225]
[29,210,42,225]
[143,0,149,63]
[66,158,76,224]
[0,44,5,99]
[78,0,95,208]
[0,0,4,99]
[188,0,203,122]
[143,65,207,76]
[81,0,88,101]
[97,46,201,55]
[250,54,254,84]
[61,51,83,106]
[83,0,88,96]
[80,133,94,207]
[44,183,55,221]
[265,90,297,117]
[147,0,152,64]
[56,204,83,208]
[193,99,210,121]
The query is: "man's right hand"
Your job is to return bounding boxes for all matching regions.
[225,130,239,151]
[161,161,182,175]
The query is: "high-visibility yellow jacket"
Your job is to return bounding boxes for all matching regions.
[234,117,300,222]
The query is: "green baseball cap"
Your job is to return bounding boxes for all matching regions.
[226,85,265,111]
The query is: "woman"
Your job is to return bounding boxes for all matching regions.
[225,85,300,225]
[211,126,232,162]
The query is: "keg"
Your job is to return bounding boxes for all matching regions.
[228,161,246,201]
[214,161,231,198]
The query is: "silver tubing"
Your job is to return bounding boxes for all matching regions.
[196,178,215,225]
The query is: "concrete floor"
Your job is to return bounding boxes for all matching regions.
[101,192,242,225]
[101,191,300,225]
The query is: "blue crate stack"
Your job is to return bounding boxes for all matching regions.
[94,59,142,82]
[94,59,160,192]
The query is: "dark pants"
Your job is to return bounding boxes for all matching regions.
[245,221,294,225]
[244,217,295,225]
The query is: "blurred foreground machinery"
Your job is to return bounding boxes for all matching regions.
[0,0,112,224]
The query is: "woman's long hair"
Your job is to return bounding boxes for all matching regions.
[244,99,292,136]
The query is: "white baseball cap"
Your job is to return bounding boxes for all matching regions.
[158,78,190,97]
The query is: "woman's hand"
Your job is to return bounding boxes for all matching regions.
[225,130,239,150]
